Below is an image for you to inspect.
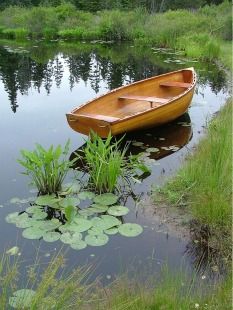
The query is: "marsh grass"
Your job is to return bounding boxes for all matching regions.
[0,252,231,309]
[18,140,73,195]
[81,132,128,193]
[154,100,232,252]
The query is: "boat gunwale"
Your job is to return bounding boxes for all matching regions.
[68,67,196,125]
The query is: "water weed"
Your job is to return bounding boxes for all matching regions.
[18,140,73,195]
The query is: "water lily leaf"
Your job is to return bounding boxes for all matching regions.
[5,212,19,224]
[89,204,108,213]
[31,211,47,220]
[100,215,121,229]
[118,223,143,237]
[85,234,109,246]
[146,147,159,153]
[22,227,44,239]
[43,232,61,242]
[35,195,59,206]
[91,216,104,227]
[59,197,80,208]
[72,218,92,232]
[15,219,33,229]
[78,209,96,216]
[9,289,36,309]
[70,240,87,250]
[78,191,96,200]
[94,193,118,206]
[60,232,73,244]
[107,206,129,216]
[6,246,19,256]
[88,226,104,235]
[104,227,118,235]
[132,141,144,147]
[26,206,43,214]
[39,219,61,231]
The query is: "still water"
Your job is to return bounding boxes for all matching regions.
[0,41,228,283]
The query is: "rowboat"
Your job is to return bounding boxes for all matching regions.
[66,67,196,138]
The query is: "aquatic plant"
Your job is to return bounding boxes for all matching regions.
[18,140,73,195]
[81,132,149,193]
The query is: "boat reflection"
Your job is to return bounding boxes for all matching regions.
[70,113,192,174]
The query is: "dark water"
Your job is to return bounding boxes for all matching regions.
[0,41,228,284]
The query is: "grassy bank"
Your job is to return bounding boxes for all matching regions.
[0,2,231,61]
[154,99,232,255]
[1,252,232,309]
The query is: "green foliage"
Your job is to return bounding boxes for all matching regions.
[18,140,73,195]
[155,101,232,249]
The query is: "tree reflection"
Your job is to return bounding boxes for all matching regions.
[0,44,227,113]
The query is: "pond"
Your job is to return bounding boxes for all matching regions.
[0,40,228,284]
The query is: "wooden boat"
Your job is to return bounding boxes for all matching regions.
[66,67,196,138]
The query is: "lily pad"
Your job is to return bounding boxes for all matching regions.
[10,197,22,204]
[5,212,20,224]
[89,204,108,213]
[39,219,61,231]
[43,232,61,242]
[72,218,92,232]
[88,226,104,235]
[35,195,59,206]
[146,147,160,153]
[6,246,20,256]
[26,206,43,214]
[31,211,47,220]
[104,227,118,235]
[9,289,36,309]
[132,141,144,147]
[59,197,80,208]
[78,209,96,217]
[85,234,109,246]
[107,206,129,216]
[118,223,143,237]
[22,227,44,239]
[94,193,118,206]
[100,215,121,230]
[64,181,81,194]
[60,232,73,244]
[78,191,96,200]
[70,240,87,250]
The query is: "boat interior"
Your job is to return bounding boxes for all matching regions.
[72,69,194,121]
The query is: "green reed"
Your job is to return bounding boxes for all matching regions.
[82,132,127,193]
[154,100,232,253]
[18,140,73,195]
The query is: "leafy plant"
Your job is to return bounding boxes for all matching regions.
[80,132,149,193]
[18,140,74,195]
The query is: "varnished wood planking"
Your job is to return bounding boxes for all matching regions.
[66,68,196,137]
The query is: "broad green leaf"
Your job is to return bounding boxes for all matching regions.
[88,226,104,235]
[104,227,118,235]
[79,209,96,217]
[72,218,92,232]
[59,197,80,208]
[94,193,118,206]
[107,206,129,216]
[70,240,87,250]
[64,205,77,223]
[85,234,109,246]
[89,204,108,213]
[22,227,44,239]
[39,219,61,231]
[78,191,96,200]
[35,195,59,206]
[146,147,160,153]
[118,223,143,237]
[9,289,35,309]
[43,232,61,242]
[5,212,19,224]
[101,215,121,229]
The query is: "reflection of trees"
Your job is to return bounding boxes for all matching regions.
[0,45,227,113]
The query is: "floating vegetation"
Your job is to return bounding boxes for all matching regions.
[6,246,20,256]
[9,289,36,309]
[6,191,143,250]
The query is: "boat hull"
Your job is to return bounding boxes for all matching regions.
[66,68,196,138]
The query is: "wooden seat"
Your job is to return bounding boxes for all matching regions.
[159,81,192,89]
[78,113,120,123]
[118,95,169,104]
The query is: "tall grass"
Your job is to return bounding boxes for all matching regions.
[154,100,232,251]
[18,140,73,195]
[0,252,231,309]
[82,132,128,193]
